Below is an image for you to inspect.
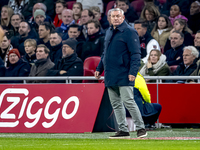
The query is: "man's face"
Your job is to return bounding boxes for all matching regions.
[62,44,74,57]
[134,24,147,37]
[62,9,74,25]
[0,36,10,49]
[36,47,48,60]
[68,27,80,39]
[38,25,50,39]
[56,3,64,15]
[116,1,129,13]
[190,2,200,15]
[170,32,184,48]
[81,10,93,25]
[11,15,21,29]
[194,33,200,47]
[111,10,125,27]
[9,53,19,64]
[35,15,45,26]
[33,3,45,16]
[19,22,30,37]
[24,42,36,55]
[87,22,99,35]
[183,49,196,66]
[50,33,62,46]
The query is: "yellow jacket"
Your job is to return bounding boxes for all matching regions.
[134,73,151,103]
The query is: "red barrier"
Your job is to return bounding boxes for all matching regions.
[0,84,105,133]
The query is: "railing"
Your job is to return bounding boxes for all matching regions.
[0,76,200,83]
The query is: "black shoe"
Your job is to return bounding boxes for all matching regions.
[137,128,147,138]
[109,131,130,139]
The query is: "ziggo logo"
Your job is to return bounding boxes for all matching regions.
[0,88,79,128]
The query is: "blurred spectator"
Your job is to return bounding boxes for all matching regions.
[172,46,198,80]
[49,31,63,63]
[2,49,30,83]
[47,38,83,83]
[55,9,75,40]
[107,9,112,26]
[68,24,83,41]
[0,35,13,67]
[134,19,160,63]
[0,6,14,39]
[26,3,53,24]
[188,1,200,34]
[161,0,192,18]
[28,44,54,83]
[8,0,29,14]
[38,22,52,51]
[140,4,160,33]
[76,0,103,13]
[151,14,172,49]
[140,49,170,83]
[80,9,94,39]
[32,9,46,33]
[23,39,37,66]
[53,0,67,28]
[0,1,8,13]
[164,18,194,53]
[72,2,83,24]
[115,0,139,23]
[194,30,200,55]
[22,0,54,20]
[80,19,104,61]
[164,31,184,66]
[0,57,5,76]
[11,21,34,56]
[90,6,109,30]
[10,13,24,36]
[169,4,188,26]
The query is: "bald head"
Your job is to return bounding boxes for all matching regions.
[62,9,74,25]
[33,3,47,16]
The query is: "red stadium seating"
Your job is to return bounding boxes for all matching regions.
[131,0,145,16]
[83,56,104,83]
[169,65,178,73]
[106,1,115,15]
[66,1,76,10]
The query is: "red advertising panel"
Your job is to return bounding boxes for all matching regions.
[0,84,105,133]
[158,84,200,123]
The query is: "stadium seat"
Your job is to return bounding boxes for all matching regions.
[169,65,178,73]
[83,56,104,83]
[66,1,76,10]
[131,0,145,16]
[106,1,115,15]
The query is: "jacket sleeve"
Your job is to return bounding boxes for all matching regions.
[127,29,141,77]
[96,51,104,74]
[65,62,83,76]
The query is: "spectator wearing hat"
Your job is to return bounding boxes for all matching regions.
[28,44,54,83]
[47,38,83,83]
[31,9,46,34]
[55,9,75,40]
[11,21,36,56]
[1,48,30,83]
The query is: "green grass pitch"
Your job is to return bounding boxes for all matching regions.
[0,129,200,150]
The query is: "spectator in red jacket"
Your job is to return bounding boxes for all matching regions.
[53,0,67,28]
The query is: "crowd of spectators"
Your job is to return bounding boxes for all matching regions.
[0,0,200,84]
